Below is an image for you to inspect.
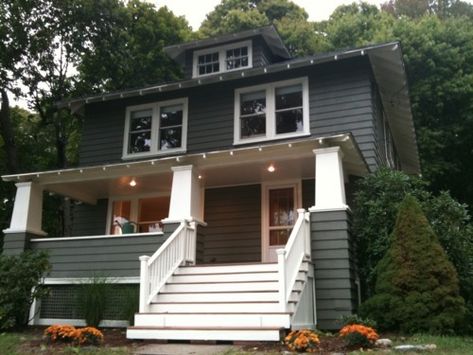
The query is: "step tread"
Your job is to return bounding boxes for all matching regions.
[173,270,278,276]
[180,262,277,267]
[151,300,297,304]
[128,326,283,331]
[167,279,304,285]
[136,312,292,315]
[159,290,301,294]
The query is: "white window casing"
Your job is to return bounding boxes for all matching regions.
[234,77,310,145]
[122,98,188,159]
[192,40,253,78]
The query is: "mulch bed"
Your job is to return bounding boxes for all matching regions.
[16,326,370,354]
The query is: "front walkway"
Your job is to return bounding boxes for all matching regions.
[134,343,237,355]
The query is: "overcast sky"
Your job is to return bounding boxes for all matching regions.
[154,0,396,29]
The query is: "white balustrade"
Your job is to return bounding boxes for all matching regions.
[277,208,311,312]
[139,219,198,312]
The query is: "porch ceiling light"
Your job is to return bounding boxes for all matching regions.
[129,178,137,187]
[267,164,275,173]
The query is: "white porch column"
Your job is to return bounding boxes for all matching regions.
[4,182,46,236]
[310,146,348,211]
[166,165,202,221]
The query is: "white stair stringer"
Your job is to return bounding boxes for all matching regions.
[127,262,309,341]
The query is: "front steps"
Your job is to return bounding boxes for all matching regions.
[127,262,308,341]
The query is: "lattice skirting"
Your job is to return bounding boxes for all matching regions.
[33,283,138,327]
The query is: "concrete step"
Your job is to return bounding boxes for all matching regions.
[134,312,291,328]
[127,326,283,341]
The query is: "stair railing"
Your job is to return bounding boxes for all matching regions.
[139,219,199,312]
[277,208,311,312]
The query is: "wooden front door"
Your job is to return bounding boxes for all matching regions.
[262,182,299,262]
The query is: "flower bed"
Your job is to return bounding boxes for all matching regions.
[44,324,104,346]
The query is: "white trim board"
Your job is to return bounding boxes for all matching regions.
[30,232,163,243]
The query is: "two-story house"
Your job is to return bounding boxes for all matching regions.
[1,26,419,341]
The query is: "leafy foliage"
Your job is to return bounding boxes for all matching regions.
[339,324,379,348]
[361,195,466,333]
[340,314,377,328]
[77,276,112,328]
[0,251,50,330]
[353,168,473,332]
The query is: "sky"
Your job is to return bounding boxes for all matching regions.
[153,0,387,30]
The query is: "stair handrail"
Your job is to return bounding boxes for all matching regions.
[139,218,200,312]
[277,208,311,312]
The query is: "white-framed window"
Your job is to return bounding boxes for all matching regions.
[234,77,310,144]
[192,40,252,78]
[106,194,171,235]
[122,98,188,159]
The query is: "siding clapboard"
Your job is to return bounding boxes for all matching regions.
[78,57,379,172]
[30,234,166,278]
[202,184,261,263]
[71,199,108,236]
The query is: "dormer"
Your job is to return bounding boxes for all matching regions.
[164,25,291,79]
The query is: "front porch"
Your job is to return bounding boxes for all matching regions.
[2,134,367,332]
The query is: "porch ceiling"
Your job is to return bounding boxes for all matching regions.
[2,134,367,204]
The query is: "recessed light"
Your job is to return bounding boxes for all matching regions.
[267,164,275,173]
[129,178,137,187]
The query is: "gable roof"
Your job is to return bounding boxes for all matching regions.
[60,41,420,175]
[163,25,291,65]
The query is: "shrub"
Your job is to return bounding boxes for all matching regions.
[0,251,50,330]
[353,168,473,333]
[361,195,466,333]
[339,324,379,348]
[284,329,320,353]
[77,275,111,327]
[44,325,103,345]
[340,314,377,328]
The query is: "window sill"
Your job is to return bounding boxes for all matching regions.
[121,149,187,160]
[233,132,311,146]
[192,65,253,79]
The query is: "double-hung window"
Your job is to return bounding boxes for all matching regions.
[193,40,252,78]
[123,98,188,158]
[234,77,309,144]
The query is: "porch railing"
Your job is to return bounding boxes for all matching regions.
[277,208,311,312]
[139,219,198,312]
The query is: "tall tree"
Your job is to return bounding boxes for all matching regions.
[199,0,329,56]
[77,0,192,93]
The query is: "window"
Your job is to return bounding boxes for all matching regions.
[197,52,219,75]
[123,98,188,158]
[234,77,309,144]
[193,40,252,78]
[109,196,170,235]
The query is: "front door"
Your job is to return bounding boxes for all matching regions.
[262,183,299,262]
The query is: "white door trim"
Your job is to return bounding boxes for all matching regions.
[261,179,302,262]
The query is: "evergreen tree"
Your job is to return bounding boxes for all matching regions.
[361,195,465,333]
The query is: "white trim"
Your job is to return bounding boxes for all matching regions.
[30,232,163,243]
[234,77,310,145]
[192,40,253,78]
[42,277,140,284]
[36,318,129,328]
[122,98,188,160]
[308,206,350,213]
[261,180,302,262]
[3,228,48,236]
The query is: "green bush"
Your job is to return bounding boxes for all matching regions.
[340,314,377,328]
[361,195,466,334]
[77,275,111,327]
[353,168,473,333]
[0,251,50,330]
[121,286,139,326]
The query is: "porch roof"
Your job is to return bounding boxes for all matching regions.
[2,134,367,204]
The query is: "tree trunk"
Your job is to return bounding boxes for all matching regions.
[0,89,19,174]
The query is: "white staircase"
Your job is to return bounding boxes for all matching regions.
[127,212,316,342]
[127,262,308,341]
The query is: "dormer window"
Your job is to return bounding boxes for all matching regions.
[193,40,252,78]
